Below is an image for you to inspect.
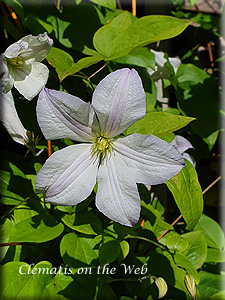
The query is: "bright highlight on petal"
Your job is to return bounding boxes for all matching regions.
[35,68,185,226]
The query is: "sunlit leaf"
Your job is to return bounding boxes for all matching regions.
[166,159,203,230]
[126,112,195,138]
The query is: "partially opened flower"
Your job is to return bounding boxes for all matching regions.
[0,32,53,100]
[149,49,181,81]
[35,68,185,226]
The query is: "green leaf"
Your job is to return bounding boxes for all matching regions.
[197,271,225,299]
[166,159,203,230]
[147,250,199,294]
[93,11,133,59]
[165,231,189,252]
[0,261,53,300]
[194,214,225,250]
[89,0,116,10]
[47,16,72,48]
[210,290,225,299]
[0,218,13,262]
[99,240,121,265]
[118,240,130,263]
[64,54,104,80]
[182,231,208,269]
[141,202,173,238]
[176,64,220,148]
[62,210,102,235]
[113,47,155,69]
[25,14,53,35]
[60,233,98,268]
[9,214,64,243]
[47,47,74,81]
[126,112,195,138]
[98,284,117,300]
[205,248,225,263]
[0,161,34,205]
[0,15,22,40]
[93,13,190,60]
[47,47,104,81]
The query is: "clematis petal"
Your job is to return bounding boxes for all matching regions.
[0,55,14,93]
[37,88,96,142]
[114,133,185,185]
[35,144,98,205]
[14,32,53,62]
[11,62,49,100]
[171,135,193,154]
[0,89,27,144]
[96,153,141,227]
[91,68,146,138]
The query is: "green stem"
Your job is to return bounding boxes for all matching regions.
[124,234,167,250]
[2,193,37,218]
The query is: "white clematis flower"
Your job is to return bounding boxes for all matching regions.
[35,68,185,226]
[0,32,53,100]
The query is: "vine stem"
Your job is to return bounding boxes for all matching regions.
[157,175,222,241]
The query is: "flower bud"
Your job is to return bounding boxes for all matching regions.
[155,277,168,299]
[184,274,196,300]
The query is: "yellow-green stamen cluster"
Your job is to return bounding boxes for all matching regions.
[6,56,23,68]
[91,134,113,161]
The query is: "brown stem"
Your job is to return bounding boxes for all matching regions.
[88,62,107,81]
[116,0,122,10]
[207,42,214,68]
[132,0,136,16]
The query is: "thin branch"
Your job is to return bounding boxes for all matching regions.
[202,175,221,195]
[132,0,136,16]
[207,42,214,68]
[157,214,183,241]
[116,0,122,10]
[47,140,52,157]
[88,62,108,81]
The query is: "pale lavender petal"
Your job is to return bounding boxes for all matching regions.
[183,153,196,167]
[35,144,98,205]
[96,153,140,227]
[0,90,27,144]
[37,88,95,142]
[91,68,146,138]
[114,133,185,185]
[171,135,193,154]
[151,50,166,68]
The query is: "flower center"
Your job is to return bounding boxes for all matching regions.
[91,134,113,161]
[6,56,23,68]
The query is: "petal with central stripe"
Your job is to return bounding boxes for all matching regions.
[35,144,98,205]
[114,133,185,185]
[37,88,96,142]
[96,153,140,227]
[91,68,145,138]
